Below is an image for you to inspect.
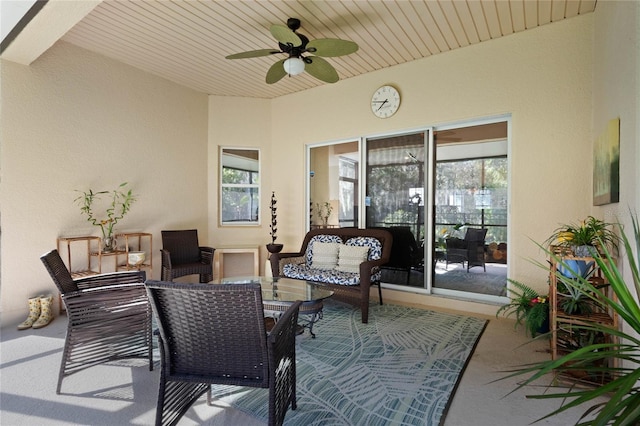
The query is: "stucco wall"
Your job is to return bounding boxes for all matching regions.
[592,1,640,339]
[593,1,640,227]
[261,14,594,301]
[0,41,209,324]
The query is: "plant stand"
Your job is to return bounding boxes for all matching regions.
[549,251,619,387]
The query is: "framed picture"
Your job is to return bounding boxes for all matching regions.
[593,118,620,206]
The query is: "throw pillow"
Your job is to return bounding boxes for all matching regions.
[336,244,369,273]
[311,242,340,270]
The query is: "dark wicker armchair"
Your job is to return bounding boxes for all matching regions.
[145,281,301,426]
[160,229,215,283]
[446,228,488,272]
[40,249,152,394]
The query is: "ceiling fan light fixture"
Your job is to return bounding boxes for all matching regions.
[283,57,305,75]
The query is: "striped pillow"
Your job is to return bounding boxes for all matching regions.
[311,242,340,270]
[336,244,369,273]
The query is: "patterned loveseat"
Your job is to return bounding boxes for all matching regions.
[269,228,393,323]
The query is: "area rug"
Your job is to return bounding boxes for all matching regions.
[213,301,487,426]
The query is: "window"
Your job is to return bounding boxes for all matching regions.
[220,147,260,225]
[435,156,507,243]
[339,157,358,227]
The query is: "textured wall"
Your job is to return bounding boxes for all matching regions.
[0,41,208,324]
[264,14,594,298]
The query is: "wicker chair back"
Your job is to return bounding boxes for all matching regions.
[146,280,301,426]
[40,250,152,394]
[40,249,79,294]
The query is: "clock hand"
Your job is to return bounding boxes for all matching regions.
[376,99,388,111]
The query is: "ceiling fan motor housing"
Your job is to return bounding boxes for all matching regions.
[278,32,310,58]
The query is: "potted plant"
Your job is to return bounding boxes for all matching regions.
[315,201,333,227]
[546,215,618,257]
[266,191,283,254]
[497,279,550,337]
[502,213,640,424]
[75,182,136,252]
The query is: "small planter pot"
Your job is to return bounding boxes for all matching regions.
[557,259,595,279]
[266,243,284,254]
[573,245,596,257]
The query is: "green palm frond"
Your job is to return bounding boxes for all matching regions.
[499,212,640,425]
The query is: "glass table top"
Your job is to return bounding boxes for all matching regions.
[211,276,334,303]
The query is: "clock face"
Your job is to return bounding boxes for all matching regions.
[371,85,400,118]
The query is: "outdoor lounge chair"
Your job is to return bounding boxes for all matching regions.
[40,249,152,394]
[146,281,301,426]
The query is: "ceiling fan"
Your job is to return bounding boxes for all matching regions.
[225,18,358,84]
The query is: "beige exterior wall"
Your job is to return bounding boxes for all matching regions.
[263,14,594,302]
[0,42,209,324]
[592,1,640,341]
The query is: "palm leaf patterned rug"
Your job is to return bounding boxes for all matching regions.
[214,301,487,426]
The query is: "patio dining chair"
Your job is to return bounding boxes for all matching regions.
[146,281,301,426]
[40,249,152,394]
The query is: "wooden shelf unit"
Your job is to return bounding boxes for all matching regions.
[58,233,152,276]
[549,253,618,386]
[88,232,153,275]
[57,236,101,279]
[115,232,153,274]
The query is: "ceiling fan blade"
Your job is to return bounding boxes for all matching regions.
[270,24,302,46]
[306,39,359,57]
[304,56,339,83]
[225,49,282,59]
[266,59,287,84]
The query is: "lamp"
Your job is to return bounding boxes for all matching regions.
[283,57,305,75]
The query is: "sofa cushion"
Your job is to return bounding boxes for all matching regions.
[283,264,361,285]
[345,236,383,261]
[306,235,344,265]
[336,244,369,273]
[310,242,340,270]
[282,263,383,286]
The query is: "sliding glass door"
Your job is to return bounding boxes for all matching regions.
[308,141,360,229]
[364,130,431,288]
[432,121,509,299]
[305,118,509,301]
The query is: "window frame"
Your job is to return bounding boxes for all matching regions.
[219,146,261,227]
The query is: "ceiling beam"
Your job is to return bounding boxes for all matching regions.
[1,0,101,65]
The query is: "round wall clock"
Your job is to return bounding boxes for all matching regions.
[371,85,400,118]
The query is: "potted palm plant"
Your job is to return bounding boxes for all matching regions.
[546,215,619,257]
[502,213,640,424]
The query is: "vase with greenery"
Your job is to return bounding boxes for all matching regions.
[497,279,550,337]
[502,213,640,425]
[546,215,619,257]
[266,191,283,254]
[315,201,333,227]
[75,182,136,252]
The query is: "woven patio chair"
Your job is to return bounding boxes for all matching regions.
[446,228,488,272]
[40,249,152,394]
[146,281,301,426]
[160,229,215,283]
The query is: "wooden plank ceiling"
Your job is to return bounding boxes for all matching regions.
[60,0,596,98]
